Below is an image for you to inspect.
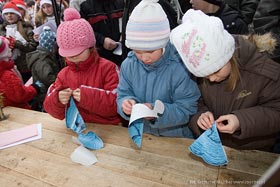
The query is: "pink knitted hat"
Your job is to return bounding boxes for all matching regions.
[56,8,96,57]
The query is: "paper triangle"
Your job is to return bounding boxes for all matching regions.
[128,119,144,148]
[189,122,228,166]
[66,97,86,134]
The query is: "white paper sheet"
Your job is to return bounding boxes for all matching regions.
[129,100,164,125]
[113,42,122,55]
[70,146,98,166]
[32,20,57,35]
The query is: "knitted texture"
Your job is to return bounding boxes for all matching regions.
[0,36,10,61]
[170,9,235,77]
[56,8,96,57]
[2,2,22,17]
[125,0,170,50]
[39,26,56,52]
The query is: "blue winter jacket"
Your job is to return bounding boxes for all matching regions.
[117,42,201,138]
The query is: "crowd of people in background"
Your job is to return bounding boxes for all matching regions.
[0,0,279,153]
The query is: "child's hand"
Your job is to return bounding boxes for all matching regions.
[197,111,214,130]
[103,37,117,50]
[33,34,39,42]
[122,99,136,115]
[72,88,80,102]
[58,88,72,105]
[216,114,240,134]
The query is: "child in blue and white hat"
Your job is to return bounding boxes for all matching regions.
[26,26,59,111]
[117,0,201,138]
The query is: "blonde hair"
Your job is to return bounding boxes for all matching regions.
[16,21,29,41]
[35,9,48,27]
[203,52,241,92]
[226,53,240,92]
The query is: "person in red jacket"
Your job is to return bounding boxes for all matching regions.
[43,8,123,125]
[0,36,41,109]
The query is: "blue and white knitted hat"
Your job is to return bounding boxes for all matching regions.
[39,26,56,52]
[125,0,170,51]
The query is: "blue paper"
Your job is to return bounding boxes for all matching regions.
[189,122,228,166]
[78,131,104,150]
[65,97,86,134]
[128,119,144,148]
[66,97,104,150]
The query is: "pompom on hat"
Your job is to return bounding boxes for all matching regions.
[0,36,11,61]
[2,2,22,18]
[56,8,96,57]
[39,26,56,52]
[170,9,235,77]
[125,0,170,51]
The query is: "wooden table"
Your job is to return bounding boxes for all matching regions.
[0,107,278,187]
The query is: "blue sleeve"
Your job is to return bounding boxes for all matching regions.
[151,70,201,129]
[116,57,139,120]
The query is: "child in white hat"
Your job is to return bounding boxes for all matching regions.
[170,9,280,152]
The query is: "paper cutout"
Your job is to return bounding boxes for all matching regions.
[129,100,164,125]
[128,119,144,148]
[113,42,122,55]
[0,123,42,149]
[189,122,228,166]
[66,97,86,134]
[32,20,57,35]
[128,100,164,148]
[65,97,104,150]
[78,131,104,150]
[70,146,98,166]
[24,76,33,86]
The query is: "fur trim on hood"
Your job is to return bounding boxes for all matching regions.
[243,32,277,55]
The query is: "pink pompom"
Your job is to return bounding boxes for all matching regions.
[63,8,81,21]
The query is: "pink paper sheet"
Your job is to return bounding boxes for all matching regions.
[0,124,39,147]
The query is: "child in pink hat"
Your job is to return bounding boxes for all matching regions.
[0,36,41,109]
[43,8,123,125]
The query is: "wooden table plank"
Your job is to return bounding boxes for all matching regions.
[1,107,278,187]
[0,123,218,187]
[0,166,55,187]
[0,145,173,187]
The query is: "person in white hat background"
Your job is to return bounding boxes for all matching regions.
[0,1,37,83]
[11,0,32,25]
[117,0,200,138]
[170,9,280,152]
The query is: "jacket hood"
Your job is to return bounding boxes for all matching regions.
[244,32,277,55]
[235,34,280,81]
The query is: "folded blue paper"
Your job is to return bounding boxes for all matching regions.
[66,97,86,134]
[78,131,104,150]
[66,97,104,150]
[189,122,228,166]
[128,119,144,148]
